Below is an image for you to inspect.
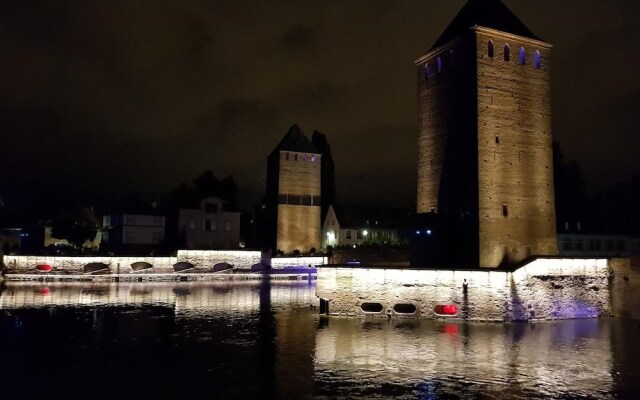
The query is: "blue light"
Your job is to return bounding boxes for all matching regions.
[426,229,432,235]
[416,230,421,235]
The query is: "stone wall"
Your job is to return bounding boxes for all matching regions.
[317,258,610,321]
[609,257,640,320]
[3,250,263,275]
[176,250,261,269]
[270,256,326,270]
[276,205,321,254]
[476,29,557,267]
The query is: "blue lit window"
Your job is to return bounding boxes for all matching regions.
[519,47,526,65]
[424,63,431,80]
[534,50,541,69]
[436,56,443,73]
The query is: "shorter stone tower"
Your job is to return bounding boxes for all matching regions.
[266,124,322,254]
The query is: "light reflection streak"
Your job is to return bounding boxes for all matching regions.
[0,281,319,317]
[314,318,613,398]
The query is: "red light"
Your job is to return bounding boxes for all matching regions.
[36,264,52,272]
[444,324,458,334]
[38,287,50,295]
[434,304,459,316]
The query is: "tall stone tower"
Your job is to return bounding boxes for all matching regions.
[415,0,557,268]
[266,124,322,254]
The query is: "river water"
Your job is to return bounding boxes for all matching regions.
[0,280,638,399]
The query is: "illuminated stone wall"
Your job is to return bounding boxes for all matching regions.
[276,205,321,254]
[317,258,609,321]
[3,250,262,274]
[270,256,326,269]
[609,257,640,320]
[415,28,557,268]
[476,29,557,267]
[275,150,321,253]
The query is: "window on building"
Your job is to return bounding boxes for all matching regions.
[311,155,316,162]
[436,56,443,73]
[504,44,510,61]
[303,154,307,161]
[502,204,509,217]
[346,229,352,239]
[205,203,218,213]
[617,240,626,252]
[189,219,196,230]
[356,231,362,240]
[224,221,232,232]
[488,40,494,58]
[152,232,162,244]
[211,220,217,231]
[564,221,569,230]
[562,238,573,251]
[294,154,298,161]
[575,240,584,251]
[204,219,212,231]
[589,239,601,251]
[285,152,290,160]
[126,231,135,243]
[519,47,526,65]
[495,136,500,144]
[534,50,541,69]
[425,63,431,80]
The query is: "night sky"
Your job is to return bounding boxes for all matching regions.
[1,0,638,211]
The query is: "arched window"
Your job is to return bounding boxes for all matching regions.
[503,44,510,62]
[488,40,494,58]
[437,56,443,73]
[519,47,526,65]
[424,63,431,80]
[534,50,541,69]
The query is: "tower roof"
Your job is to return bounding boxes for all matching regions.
[431,0,542,50]
[272,124,319,154]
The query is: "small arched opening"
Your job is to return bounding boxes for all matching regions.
[503,44,510,62]
[519,47,526,65]
[534,50,541,69]
[488,40,494,58]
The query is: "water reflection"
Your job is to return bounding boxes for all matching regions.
[0,281,638,399]
[314,318,615,399]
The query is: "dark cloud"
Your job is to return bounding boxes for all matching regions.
[281,24,317,50]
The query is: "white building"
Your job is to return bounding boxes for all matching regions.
[178,196,241,250]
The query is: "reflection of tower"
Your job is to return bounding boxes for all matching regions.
[415,0,557,267]
[266,124,322,254]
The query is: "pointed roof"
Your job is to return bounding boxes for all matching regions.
[431,0,542,50]
[272,124,319,154]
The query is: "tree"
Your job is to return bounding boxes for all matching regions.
[311,130,336,220]
[192,171,238,206]
[50,207,100,252]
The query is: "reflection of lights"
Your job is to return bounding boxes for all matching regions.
[443,324,458,334]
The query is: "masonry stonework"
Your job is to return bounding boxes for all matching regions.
[415,2,557,268]
[317,258,610,322]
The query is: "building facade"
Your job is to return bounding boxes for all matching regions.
[178,196,241,250]
[415,0,557,268]
[322,204,410,250]
[102,213,165,252]
[266,124,321,254]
